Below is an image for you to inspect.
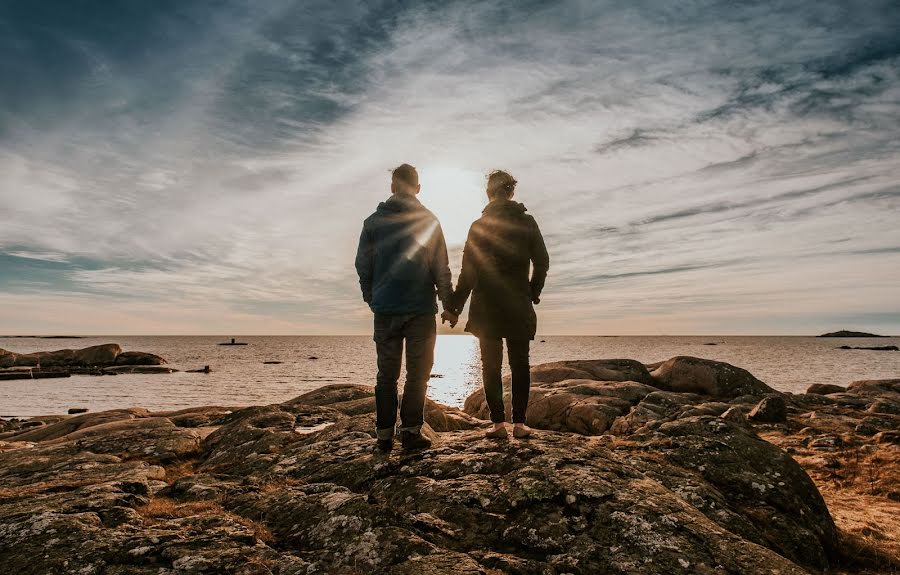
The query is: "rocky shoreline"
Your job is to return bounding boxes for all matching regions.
[0,344,173,380]
[0,356,897,574]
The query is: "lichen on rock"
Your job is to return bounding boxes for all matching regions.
[0,357,896,573]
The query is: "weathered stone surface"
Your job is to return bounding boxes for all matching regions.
[286,383,480,432]
[200,405,310,475]
[720,405,748,423]
[114,350,167,365]
[527,359,655,385]
[869,399,900,415]
[0,400,818,575]
[874,430,900,445]
[790,392,836,407]
[463,357,781,435]
[42,417,203,463]
[465,378,657,435]
[2,408,151,442]
[620,416,838,570]
[151,406,234,427]
[748,395,788,423]
[807,383,847,395]
[809,434,844,450]
[0,344,167,369]
[223,421,814,574]
[6,355,896,574]
[0,349,16,368]
[649,356,776,398]
[847,378,900,400]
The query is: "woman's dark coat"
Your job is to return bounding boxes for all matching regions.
[452,199,549,340]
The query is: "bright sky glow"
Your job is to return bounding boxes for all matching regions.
[418,166,486,246]
[1,1,898,335]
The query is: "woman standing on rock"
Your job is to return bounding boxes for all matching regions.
[451,170,550,439]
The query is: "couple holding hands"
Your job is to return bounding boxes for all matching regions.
[355,164,549,453]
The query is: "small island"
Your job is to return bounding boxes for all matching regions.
[819,330,886,338]
[0,343,173,380]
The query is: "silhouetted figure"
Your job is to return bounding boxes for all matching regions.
[452,170,549,439]
[355,164,456,453]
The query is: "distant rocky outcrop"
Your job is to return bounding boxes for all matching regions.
[0,344,166,369]
[0,344,170,378]
[838,345,899,351]
[819,330,886,338]
[0,357,897,573]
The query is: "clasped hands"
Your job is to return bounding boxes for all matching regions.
[440,310,459,328]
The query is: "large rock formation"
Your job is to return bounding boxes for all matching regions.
[0,344,166,369]
[0,358,896,574]
[649,356,775,398]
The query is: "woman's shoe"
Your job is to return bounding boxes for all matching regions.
[513,424,532,439]
[485,424,508,439]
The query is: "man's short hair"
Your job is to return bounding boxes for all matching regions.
[391,163,419,189]
[487,170,517,199]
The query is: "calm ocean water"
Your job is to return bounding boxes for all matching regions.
[2,335,899,417]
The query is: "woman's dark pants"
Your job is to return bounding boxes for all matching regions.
[479,337,530,424]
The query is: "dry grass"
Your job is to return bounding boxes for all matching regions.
[757,430,899,574]
[824,448,898,497]
[819,491,900,574]
[135,497,222,520]
[259,477,304,493]
[135,496,274,544]
[834,526,900,574]
[230,514,275,545]
[162,457,200,484]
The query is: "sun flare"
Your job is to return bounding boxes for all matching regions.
[417,166,486,246]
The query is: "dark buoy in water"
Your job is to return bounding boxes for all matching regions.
[187,365,211,373]
[219,338,248,346]
[308,356,319,360]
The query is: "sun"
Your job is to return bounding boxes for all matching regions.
[417,166,486,246]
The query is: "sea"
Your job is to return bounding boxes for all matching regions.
[2,335,899,417]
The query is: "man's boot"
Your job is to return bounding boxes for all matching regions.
[400,430,432,451]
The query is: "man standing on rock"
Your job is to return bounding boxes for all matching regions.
[355,164,458,453]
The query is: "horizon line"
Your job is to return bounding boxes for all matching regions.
[2,333,896,338]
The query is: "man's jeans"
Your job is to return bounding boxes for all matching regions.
[374,313,436,440]
[479,337,531,424]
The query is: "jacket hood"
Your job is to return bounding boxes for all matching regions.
[377,193,423,214]
[483,199,527,216]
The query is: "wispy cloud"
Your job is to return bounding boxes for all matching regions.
[1,0,898,334]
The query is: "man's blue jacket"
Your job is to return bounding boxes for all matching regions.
[355,193,453,315]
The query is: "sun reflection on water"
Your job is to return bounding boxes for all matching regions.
[427,335,481,406]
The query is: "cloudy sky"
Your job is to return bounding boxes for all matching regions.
[1,0,899,335]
